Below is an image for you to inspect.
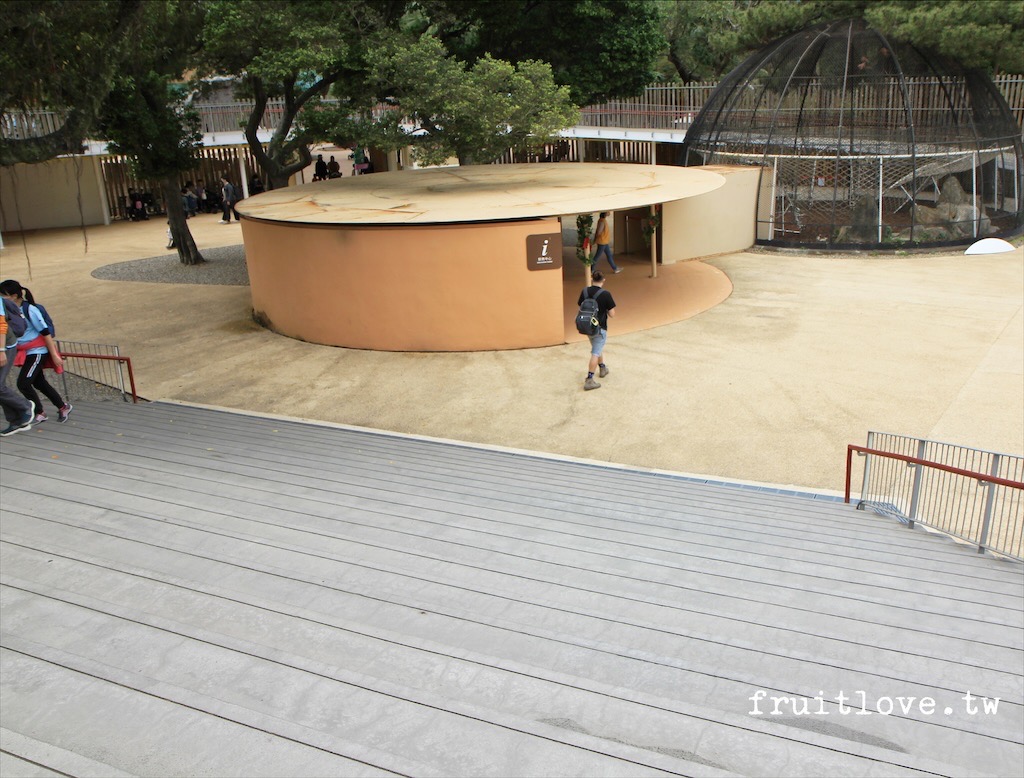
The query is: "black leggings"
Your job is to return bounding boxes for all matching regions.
[17,352,64,414]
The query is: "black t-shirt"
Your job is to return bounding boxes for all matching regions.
[578,285,616,330]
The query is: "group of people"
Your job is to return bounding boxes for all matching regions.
[125,190,153,221]
[313,154,342,180]
[147,173,266,229]
[312,148,373,181]
[1,280,71,437]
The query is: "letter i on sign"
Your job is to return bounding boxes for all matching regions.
[541,240,549,257]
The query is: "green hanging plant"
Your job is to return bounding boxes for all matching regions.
[642,205,661,246]
[576,213,594,264]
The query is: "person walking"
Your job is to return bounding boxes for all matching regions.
[591,212,621,273]
[219,176,240,223]
[578,270,616,391]
[0,294,34,436]
[0,280,70,423]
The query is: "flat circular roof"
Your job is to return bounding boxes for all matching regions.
[236,162,726,225]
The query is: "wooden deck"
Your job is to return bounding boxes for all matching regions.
[1,401,1022,777]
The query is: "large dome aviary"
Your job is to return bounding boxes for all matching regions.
[683,18,1023,249]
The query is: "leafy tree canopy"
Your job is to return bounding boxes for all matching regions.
[413,0,665,105]
[196,0,405,188]
[97,0,207,264]
[0,0,147,165]
[304,35,578,166]
[657,0,1023,81]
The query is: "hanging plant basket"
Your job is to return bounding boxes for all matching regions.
[576,213,594,265]
[642,205,661,246]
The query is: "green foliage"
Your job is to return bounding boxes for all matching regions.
[418,0,664,105]
[199,0,362,91]
[197,0,403,187]
[642,207,661,246]
[653,0,751,82]
[864,1,1023,72]
[656,0,1023,80]
[99,72,202,179]
[576,214,594,265]
[96,1,204,176]
[0,0,148,165]
[305,35,579,167]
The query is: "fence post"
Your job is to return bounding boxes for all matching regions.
[972,152,979,238]
[858,431,876,508]
[977,454,1001,554]
[877,157,883,244]
[906,437,928,529]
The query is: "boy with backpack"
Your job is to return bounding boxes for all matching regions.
[576,270,616,391]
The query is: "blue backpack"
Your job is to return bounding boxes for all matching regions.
[3,297,26,338]
[23,301,55,337]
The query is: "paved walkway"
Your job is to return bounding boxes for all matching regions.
[0,214,1021,491]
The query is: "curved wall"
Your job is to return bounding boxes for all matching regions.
[242,217,565,351]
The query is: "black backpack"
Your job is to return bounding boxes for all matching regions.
[575,287,603,336]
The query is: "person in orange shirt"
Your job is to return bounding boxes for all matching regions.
[591,212,621,273]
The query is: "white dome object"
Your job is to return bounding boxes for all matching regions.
[964,238,1017,255]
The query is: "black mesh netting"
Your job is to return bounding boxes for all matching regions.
[683,18,1023,249]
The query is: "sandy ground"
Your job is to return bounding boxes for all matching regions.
[1,213,1021,493]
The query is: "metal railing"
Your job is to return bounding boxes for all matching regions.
[845,431,1024,560]
[56,341,139,403]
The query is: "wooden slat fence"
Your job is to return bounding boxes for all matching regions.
[101,145,269,221]
[3,77,1021,143]
[577,75,1024,133]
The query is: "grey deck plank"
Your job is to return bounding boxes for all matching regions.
[4,450,1021,648]
[2,538,1020,769]
[34,403,1024,585]
[2,401,1021,777]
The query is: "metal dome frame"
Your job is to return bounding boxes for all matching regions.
[682,18,1023,250]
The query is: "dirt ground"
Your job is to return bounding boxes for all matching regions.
[1,214,1020,493]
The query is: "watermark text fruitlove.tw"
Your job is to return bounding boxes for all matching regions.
[749,690,1000,717]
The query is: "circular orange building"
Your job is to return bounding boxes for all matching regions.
[236,163,752,351]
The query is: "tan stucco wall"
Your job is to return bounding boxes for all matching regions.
[661,165,762,262]
[241,217,565,351]
[0,157,108,231]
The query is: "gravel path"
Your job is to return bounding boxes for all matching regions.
[91,244,249,286]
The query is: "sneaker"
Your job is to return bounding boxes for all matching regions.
[219,219,229,224]
[34,412,47,423]
[599,365,609,378]
[613,268,623,274]
[583,377,601,391]
[58,403,73,423]
[0,414,33,436]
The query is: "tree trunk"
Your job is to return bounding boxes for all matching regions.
[243,86,310,190]
[162,176,205,266]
